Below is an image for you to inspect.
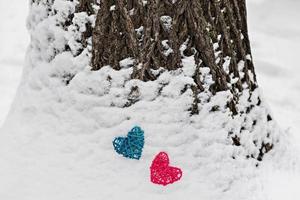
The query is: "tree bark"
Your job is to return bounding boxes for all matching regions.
[89,0,256,112]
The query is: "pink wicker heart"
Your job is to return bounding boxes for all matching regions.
[150,152,182,186]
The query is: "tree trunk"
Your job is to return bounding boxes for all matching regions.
[89,0,256,115]
[25,0,279,162]
[81,0,273,161]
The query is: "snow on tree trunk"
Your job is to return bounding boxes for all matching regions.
[89,0,275,161]
[0,0,283,199]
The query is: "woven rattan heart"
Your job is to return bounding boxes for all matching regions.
[150,152,182,186]
[113,126,144,160]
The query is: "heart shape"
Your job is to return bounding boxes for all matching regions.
[150,152,183,186]
[113,126,144,160]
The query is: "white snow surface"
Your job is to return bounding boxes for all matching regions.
[0,0,29,125]
[0,0,299,199]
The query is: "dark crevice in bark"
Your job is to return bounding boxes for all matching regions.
[74,0,98,55]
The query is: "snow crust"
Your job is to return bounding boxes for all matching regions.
[0,0,299,199]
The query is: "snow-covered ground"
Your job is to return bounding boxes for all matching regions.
[249,0,300,138]
[0,0,29,125]
[248,1,300,199]
[0,0,299,199]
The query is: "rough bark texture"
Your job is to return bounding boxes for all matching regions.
[92,1,255,82]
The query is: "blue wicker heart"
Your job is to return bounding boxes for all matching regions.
[113,126,145,160]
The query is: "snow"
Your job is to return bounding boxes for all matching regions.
[248,0,300,199]
[0,0,29,126]
[160,16,173,31]
[0,0,300,199]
